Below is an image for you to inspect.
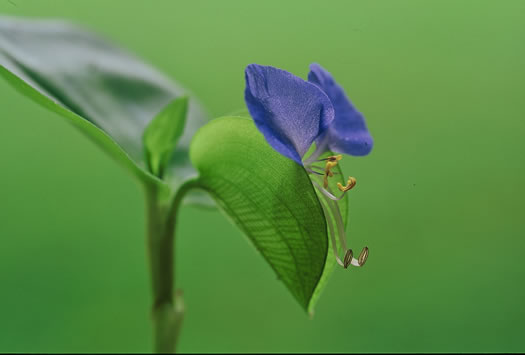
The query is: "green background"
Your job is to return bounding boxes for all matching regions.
[1,0,524,352]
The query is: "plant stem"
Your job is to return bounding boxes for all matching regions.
[144,179,198,353]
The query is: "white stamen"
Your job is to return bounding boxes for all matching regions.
[314,177,350,268]
[308,165,325,173]
[311,180,348,201]
[302,142,328,165]
[318,197,344,267]
[351,258,361,267]
[305,168,323,176]
[311,175,369,269]
[318,186,349,252]
[310,165,339,175]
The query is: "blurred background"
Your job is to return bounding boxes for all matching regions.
[0,0,524,352]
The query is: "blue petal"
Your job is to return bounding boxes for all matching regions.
[244,64,335,164]
[308,63,373,156]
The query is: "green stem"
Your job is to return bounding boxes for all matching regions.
[144,179,199,353]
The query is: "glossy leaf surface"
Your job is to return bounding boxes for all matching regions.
[0,15,208,192]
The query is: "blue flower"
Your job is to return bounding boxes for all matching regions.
[244,64,335,164]
[244,63,372,269]
[308,63,373,157]
[244,63,373,165]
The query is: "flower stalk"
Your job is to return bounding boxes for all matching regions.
[144,179,198,353]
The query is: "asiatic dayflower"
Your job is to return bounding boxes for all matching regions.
[244,63,373,269]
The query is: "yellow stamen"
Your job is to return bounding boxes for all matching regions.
[337,176,357,192]
[323,155,342,188]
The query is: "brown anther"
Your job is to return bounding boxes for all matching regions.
[326,154,342,162]
[337,176,357,192]
[358,247,369,266]
[343,249,353,269]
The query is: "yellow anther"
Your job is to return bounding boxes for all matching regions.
[337,176,357,192]
[323,155,342,188]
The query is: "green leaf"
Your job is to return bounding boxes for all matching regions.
[189,116,329,311]
[0,64,162,188]
[0,15,209,197]
[144,96,189,178]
